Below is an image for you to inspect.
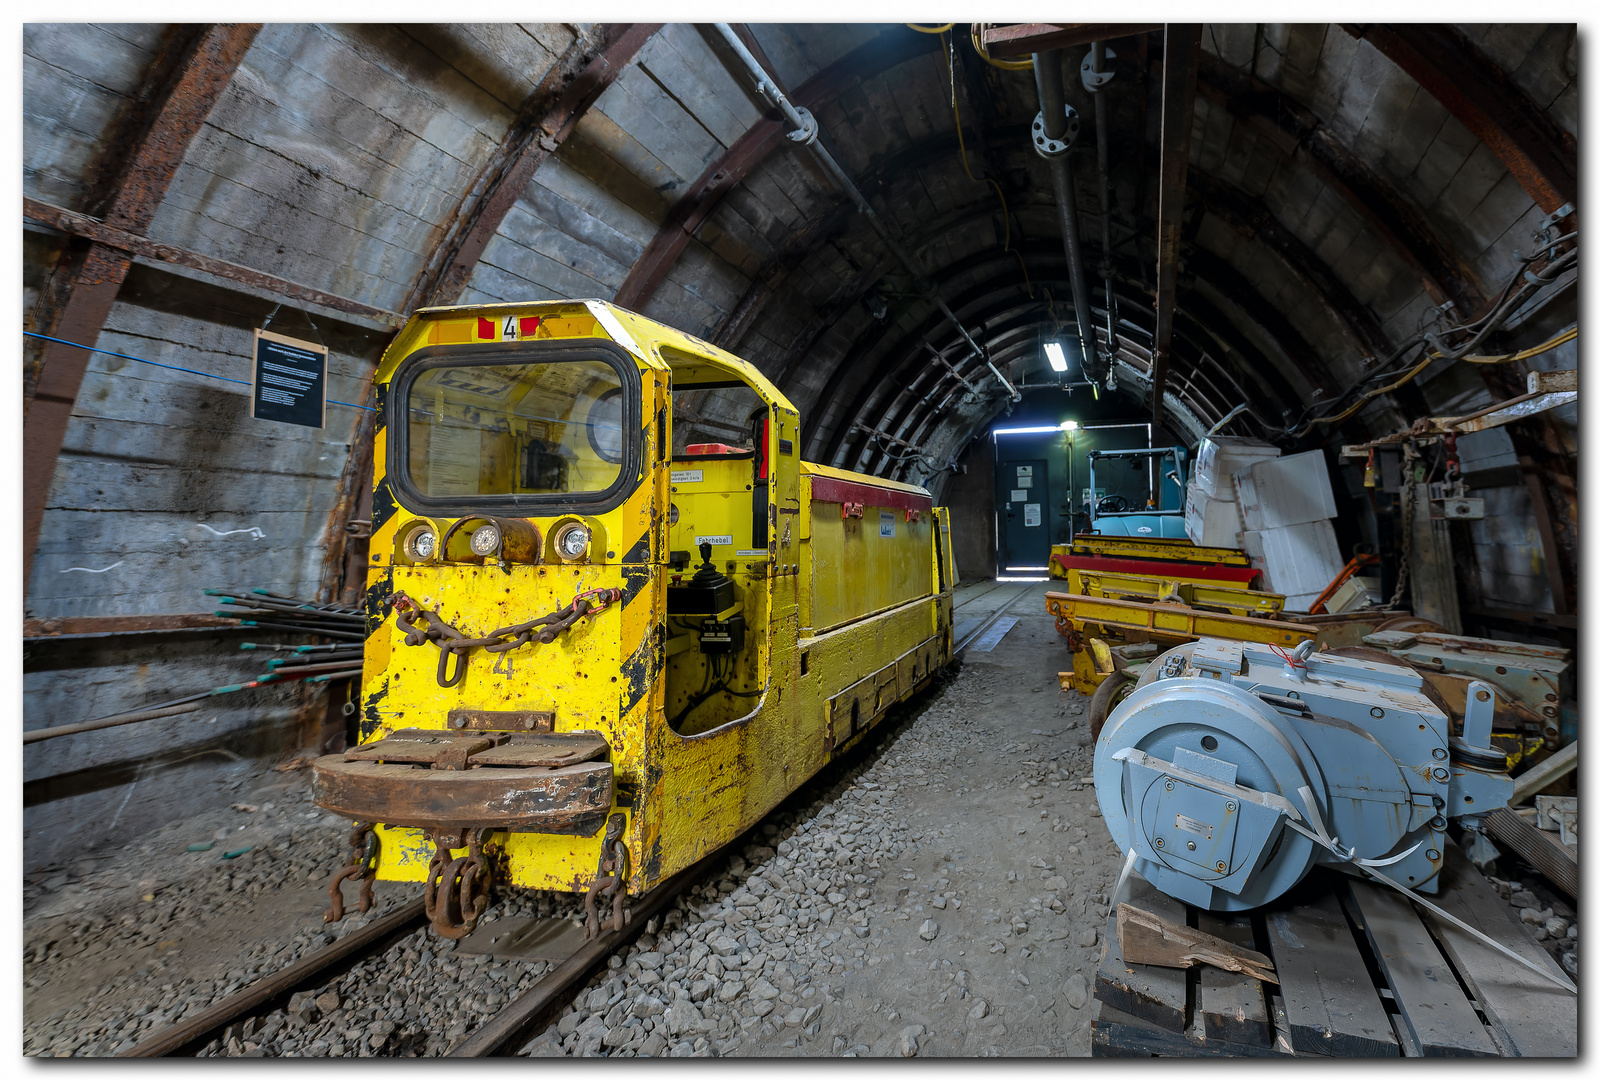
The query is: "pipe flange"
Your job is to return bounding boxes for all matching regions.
[786,106,819,145]
[1081,46,1117,92]
[1031,105,1080,157]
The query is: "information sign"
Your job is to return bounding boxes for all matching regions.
[252,328,327,428]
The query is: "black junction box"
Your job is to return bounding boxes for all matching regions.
[698,615,745,654]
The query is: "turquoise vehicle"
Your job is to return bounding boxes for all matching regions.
[1084,446,1188,538]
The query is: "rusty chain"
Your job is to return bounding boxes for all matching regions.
[583,813,631,940]
[423,828,495,939]
[324,822,378,924]
[391,587,623,687]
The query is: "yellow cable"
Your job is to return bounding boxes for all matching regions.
[944,32,1033,298]
[1459,326,1576,363]
[906,23,954,34]
[1307,327,1577,429]
[971,24,1033,71]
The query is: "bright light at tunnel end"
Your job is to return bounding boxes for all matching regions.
[1059,419,1078,431]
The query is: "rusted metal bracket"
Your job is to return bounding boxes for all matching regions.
[841,502,865,519]
[324,822,378,924]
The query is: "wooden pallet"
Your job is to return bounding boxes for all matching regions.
[1092,844,1576,1058]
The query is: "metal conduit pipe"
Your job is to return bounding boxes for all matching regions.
[1032,49,1101,382]
[711,23,1019,401]
[1088,41,1120,361]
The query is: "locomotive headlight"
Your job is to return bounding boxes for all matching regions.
[405,526,437,561]
[470,523,501,557]
[555,522,591,561]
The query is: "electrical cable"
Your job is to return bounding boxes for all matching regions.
[970,24,1033,70]
[1300,325,1577,432]
[905,23,954,33]
[942,31,1032,298]
[22,331,376,411]
[1284,235,1577,436]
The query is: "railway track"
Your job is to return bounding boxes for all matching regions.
[951,580,1036,654]
[121,858,710,1057]
[122,579,1039,1058]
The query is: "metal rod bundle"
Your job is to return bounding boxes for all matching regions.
[24,587,366,745]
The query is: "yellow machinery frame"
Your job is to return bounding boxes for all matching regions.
[1046,591,1317,695]
[1059,535,1254,567]
[1069,568,1286,618]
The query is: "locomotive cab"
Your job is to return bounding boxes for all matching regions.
[661,354,794,735]
[312,300,951,939]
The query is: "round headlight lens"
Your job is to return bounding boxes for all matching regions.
[557,523,591,560]
[408,527,436,560]
[470,523,501,557]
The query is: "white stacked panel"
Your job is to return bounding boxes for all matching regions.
[1183,481,1245,548]
[1259,520,1344,610]
[1192,436,1280,498]
[1232,450,1338,531]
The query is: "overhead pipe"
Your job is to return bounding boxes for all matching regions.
[1031,49,1101,383]
[1085,41,1120,366]
[711,23,1019,401]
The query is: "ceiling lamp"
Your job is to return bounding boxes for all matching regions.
[1044,341,1069,372]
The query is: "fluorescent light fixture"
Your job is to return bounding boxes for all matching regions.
[1044,340,1068,371]
[1059,419,1078,431]
[993,425,1065,436]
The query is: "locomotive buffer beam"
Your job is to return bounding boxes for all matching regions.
[312,729,613,834]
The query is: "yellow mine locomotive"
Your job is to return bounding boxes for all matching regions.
[313,300,955,938]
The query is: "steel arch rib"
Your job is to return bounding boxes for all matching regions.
[612,26,939,310]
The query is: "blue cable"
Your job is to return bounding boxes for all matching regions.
[23,330,376,411]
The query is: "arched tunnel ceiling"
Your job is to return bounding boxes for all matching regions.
[24,21,1578,541]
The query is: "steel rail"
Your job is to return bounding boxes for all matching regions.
[447,863,703,1056]
[952,582,1036,653]
[120,899,428,1057]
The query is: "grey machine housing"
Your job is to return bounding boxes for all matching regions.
[1093,637,1512,912]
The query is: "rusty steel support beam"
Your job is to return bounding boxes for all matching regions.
[981,23,1163,60]
[613,27,938,310]
[25,198,406,328]
[23,614,242,640]
[406,23,660,311]
[23,23,261,588]
[324,23,656,611]
[1192,51,1488,316]
[1342,24,1577,214]
[1149,24,1200,429]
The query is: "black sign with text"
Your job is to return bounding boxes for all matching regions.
[252,329,327,428]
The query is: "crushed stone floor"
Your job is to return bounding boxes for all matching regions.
[25,579,1574,1058]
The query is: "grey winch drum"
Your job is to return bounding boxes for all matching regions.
[1094,638,1513,912]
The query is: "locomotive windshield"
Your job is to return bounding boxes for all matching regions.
[391,344,638,512]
